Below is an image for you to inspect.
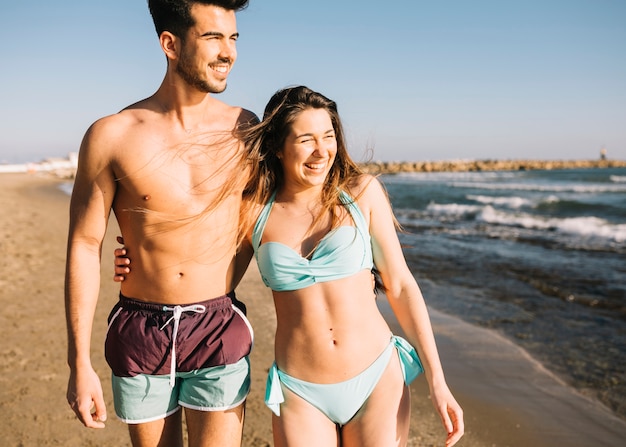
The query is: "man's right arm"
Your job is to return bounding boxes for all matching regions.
[65,118,118,428]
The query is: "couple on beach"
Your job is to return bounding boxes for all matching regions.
[64,1,464,446]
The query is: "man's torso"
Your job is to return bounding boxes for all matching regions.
[106,99,250,303]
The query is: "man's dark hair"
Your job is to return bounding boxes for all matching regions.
[148,0,249,38]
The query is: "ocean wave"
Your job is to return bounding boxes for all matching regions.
[466,194,562,209]
[467,194,532,209]
[450,181,626,193]
[611,175,626,183]
[425,202,482,217]
[389,171,518,182]
[413,201,626,242]
[477,206,626,242]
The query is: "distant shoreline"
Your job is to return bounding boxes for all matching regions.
[359,158,626,174]
[2,157,625,179]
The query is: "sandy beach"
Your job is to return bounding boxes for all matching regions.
[2,172,626,446]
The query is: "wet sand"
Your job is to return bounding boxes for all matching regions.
[1,172,625,446]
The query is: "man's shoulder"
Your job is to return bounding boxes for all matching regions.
[89,103,138,128]
[234,106,258,123]
[86,101,152,140]
[79,105,153,169]
[209,99,258,127]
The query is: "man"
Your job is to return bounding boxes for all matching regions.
[65,1,254,446]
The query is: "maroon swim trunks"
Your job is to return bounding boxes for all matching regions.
[105,292,253,378]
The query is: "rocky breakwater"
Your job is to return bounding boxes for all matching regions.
[14,158,625,179]
[359,159,626,174]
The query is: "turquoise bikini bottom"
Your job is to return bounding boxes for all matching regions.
[265,335,423,426]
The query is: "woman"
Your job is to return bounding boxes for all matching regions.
[116,86,464,446]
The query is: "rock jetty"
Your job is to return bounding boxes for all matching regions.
[358,159,626,175]
[3,156,624,179]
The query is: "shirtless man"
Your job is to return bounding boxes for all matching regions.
[64,1,254,446]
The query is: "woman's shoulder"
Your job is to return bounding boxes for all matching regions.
[343,174,389,221]
[347,174,384,200]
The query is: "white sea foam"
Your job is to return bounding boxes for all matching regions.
[466,194,561,209]
[476,206,626,242]
[390,170,518,182]
[610,175,626,183]
[450,181,626,193]
[541,195,561,204]
[425,202,482,217]
[467,194,532,209]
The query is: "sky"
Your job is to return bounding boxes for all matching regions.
[1,0,625,164]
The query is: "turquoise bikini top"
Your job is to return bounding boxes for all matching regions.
[252,190,374,292]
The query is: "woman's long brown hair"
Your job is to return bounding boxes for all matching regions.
[238,86,366,241]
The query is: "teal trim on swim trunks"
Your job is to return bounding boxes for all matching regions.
[265,336,423,425]
[112,356,251,424]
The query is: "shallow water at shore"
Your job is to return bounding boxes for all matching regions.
[382,167,626,418]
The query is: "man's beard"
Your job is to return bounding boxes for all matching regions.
[175,51,229,94]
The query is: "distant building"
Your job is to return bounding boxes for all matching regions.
[0,153,78,177]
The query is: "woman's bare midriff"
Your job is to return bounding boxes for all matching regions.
[272,270,392,384]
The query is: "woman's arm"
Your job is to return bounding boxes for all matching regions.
[361,176,464,447]
[113,236,130,282]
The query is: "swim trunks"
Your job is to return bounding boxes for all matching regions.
[265,335,423,425]
[252,190,374,291]
[105,292,254,423]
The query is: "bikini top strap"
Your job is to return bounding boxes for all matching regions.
[339,190,368,235]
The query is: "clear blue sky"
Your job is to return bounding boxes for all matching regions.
[1,0,625,164]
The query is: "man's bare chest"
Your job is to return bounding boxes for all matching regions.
[112,144,242,215]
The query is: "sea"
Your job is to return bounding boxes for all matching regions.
[379,167,626,418]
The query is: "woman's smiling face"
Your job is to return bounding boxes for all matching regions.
[278,108,338,189]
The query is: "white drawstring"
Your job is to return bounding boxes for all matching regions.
[160,304,206,387]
